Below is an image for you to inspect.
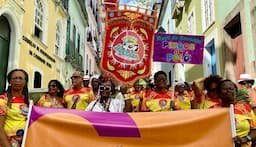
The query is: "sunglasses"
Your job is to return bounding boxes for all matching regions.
[71,76,81,79]
[239,81,254,85]
[99,85,112,92]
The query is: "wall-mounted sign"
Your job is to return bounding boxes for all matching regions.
[23,35,55,68]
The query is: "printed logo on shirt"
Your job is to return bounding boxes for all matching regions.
[135,95,140,100]
[19,104,28,116]
[159,99,167,108]
[72,95,80,102]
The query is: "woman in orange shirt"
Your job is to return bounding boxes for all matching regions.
[218,80,256,147]
[141,71,172,112]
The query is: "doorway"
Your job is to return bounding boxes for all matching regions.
[203,39,217,76]
[0,16,10,93]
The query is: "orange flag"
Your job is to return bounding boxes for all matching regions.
[23,106,233,147]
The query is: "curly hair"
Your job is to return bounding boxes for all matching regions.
[203,75,223,90]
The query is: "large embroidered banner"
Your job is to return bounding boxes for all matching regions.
[153,33,205,64]
[100,7,157,84]
[23,106,233,147]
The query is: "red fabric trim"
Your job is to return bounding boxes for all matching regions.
[207,97,221,103]
[0,93,25,103]
[234,102,252,115]
[148,91,171,99]
[65,88,88,95]
[12,96,25,103]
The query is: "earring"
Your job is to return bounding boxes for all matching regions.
[57,90,60,92]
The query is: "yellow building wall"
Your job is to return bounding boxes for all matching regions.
[18,0,67,89]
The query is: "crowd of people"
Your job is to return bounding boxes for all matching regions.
[0,68,256,146]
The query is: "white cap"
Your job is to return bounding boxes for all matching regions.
[175,81,185,86]
[83,75,90,80]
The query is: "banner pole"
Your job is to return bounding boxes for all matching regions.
[21,100,33,147]
[170,64,175,111]
[229,104,236,137]
[229,104,236,146]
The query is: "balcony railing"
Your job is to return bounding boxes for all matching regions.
[70,51,83,70]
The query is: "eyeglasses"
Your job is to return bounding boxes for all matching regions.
[11,77,25,81]
[222,87,235,91]
[49,84,57,88]
[71,76,81,79]
[99,85,112,92]
[155,78,166,82]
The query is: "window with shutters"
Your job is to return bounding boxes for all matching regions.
[201,0,215,31]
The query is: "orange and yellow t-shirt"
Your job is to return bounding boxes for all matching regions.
[128,91,145,111]
[197,95,222,109]
[234,102,256,138]
[37,94,64,108]
[0,93,28,137]
[64,87,95,110]
[142,90,172,112]
[173,91,192,110]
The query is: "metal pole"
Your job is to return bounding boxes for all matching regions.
[170,64,175,110]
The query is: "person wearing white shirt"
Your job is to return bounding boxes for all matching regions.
[115,85,134,112]
[86,80,124,112]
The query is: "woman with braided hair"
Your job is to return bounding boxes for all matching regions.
[0,69,30,147]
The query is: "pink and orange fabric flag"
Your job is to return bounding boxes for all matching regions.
[23,106,233,147]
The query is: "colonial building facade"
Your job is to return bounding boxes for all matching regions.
[170,0,256,82]
[84,0,100,76]
[0,0,68,93]
[62,0,88,88]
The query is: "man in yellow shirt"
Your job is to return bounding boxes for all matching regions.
[63,71,95,110]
